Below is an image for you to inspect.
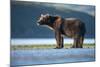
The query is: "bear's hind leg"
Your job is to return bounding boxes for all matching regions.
[71,36,80,48]
[78,36,84,48]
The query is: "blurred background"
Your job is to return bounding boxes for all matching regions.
[11,1,95,45]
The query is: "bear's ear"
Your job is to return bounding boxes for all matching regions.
[41,14,44,17]
[46,14,49,16]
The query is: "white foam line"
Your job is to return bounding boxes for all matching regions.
[11,38,95,45]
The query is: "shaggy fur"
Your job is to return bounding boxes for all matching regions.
[37,14,86,48]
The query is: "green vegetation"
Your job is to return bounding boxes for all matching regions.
[11,44,95,50]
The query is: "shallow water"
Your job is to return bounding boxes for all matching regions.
[11,48,95,66]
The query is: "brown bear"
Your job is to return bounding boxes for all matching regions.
[37,14,86,49]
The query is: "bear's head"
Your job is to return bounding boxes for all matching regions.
[37,14,50,25]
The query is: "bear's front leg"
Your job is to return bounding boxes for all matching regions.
[55,30,64,49]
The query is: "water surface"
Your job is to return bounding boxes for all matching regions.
[11,48,95,66]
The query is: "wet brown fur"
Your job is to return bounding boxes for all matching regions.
[37,14,86,48]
